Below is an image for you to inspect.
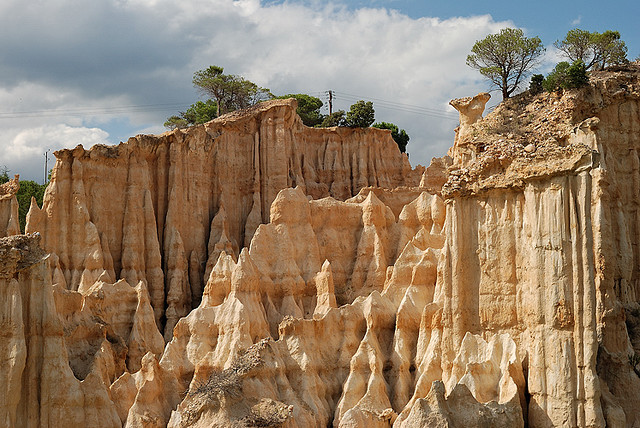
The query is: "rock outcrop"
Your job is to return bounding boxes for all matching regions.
[25,99,418,335]
[4,65,640,427]
[440,64,640,427]
[0,174,20,237]
[0,234,121,428]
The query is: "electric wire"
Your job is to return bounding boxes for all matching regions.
[0,102,192,119]
[0,92,463,123]
[327,90,459,122]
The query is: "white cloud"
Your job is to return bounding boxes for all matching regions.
[154,1,512,164]
[571,15,582,26]
[0,125,110,182]
[0,0,521,180]
[0,82,154,180]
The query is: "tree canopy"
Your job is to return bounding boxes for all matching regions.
[372,122,410,153]
[192,65,272,116]
[345,100,375,128]
[164,100,218,130]
[529,74,544,95]
[274,94,324,127]
[466,28,545,100]
[318,100,375,128]
[320,110,347,127]
[0,166,8,184]
[542,60,589,92]
[554,29,628,70]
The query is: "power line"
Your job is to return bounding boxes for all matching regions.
[336,91,458,116]
[0,102,191,119]
[0,93,464,123]
[329,91,459,122]
[272,90,460,121]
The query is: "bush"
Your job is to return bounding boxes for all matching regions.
[566,60,589,88]
[164,100,218,129]
[543,60,589,92]
[0,166,9,184]
[529,74,544,95]
[543,62,570,92]
[345,100,375,128]
[372,122,410,153]
[319,110,346,127]
[274,94,323,127]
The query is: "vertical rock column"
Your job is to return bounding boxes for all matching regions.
[0,175,21,237]
[436,171,603,427]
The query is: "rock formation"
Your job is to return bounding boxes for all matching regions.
[24,99,418,334]
[449,91,491,163]
[3,65,640,427]
[0,174,20,237]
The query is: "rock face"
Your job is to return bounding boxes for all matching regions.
[25,99,418,336]
[4,66,640,427]
[0,234,121,428]
[0,174,20,237]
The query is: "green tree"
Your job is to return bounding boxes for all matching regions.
[543,62,570,92]
[0,166,9,184]
[466,28,545,100]
[346,100,375,128]
[320,110,346,127]
[555,29,628,70]
[164,115,189,130]
[192,65,272,116]
[164,100,218,130]
[565,60,589,87]
[543,60,589,92]
[372,122,410,153]
[593,31,628,69]
[554,29,593,66]
[274,94,324,127]
[529,74,544,95]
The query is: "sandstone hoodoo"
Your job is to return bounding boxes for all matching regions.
[2,65,640,427]
[0,175,20,238]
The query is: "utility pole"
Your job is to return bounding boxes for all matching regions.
[327,90,333,115]
[44,149,50,184]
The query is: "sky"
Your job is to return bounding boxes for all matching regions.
[0,0,638,183]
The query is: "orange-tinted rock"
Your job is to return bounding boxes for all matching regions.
[0,175,20,237]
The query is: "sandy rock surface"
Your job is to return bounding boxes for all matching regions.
[3,67,640,426]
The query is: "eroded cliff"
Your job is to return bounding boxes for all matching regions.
[3,66,640,427]
[24,99,418,338]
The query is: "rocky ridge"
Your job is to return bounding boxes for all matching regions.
[2,65,640,427]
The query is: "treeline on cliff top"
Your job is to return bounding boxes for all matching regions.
[467,27,632,100]
[164,65,410,154]
[4,28,634,230]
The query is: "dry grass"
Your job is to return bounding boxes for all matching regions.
[189,344,262,400]
[179,340,291,427]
